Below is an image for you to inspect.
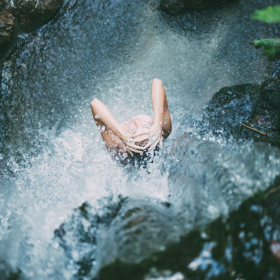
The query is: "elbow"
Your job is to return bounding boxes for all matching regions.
[91,98,99,109]
[152,78,163,86]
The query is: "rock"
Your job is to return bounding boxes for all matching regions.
[53,133,280,279]
[0,260,21,280]
[54,196,179,277]
[5,0,64,31]
[160,0,236,15]
[98,179,280,280]
[0,12,15,46]
[160,0,187,15]
[202,78,280,146]
[257,76,280,145]
[203,83,261,140]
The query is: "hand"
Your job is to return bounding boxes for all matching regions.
[143,123,163,151]
[120,133,147,156]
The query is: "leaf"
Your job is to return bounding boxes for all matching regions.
[251,38,280,60]
[251,6,280,23]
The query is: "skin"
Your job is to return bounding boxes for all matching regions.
[90,78,172,156]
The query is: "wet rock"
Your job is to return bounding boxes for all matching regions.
[0,12,15,46]
[97,198,180,266]
[160,0,187,15]
[0,260,22,280]
[54,135,280,279]
[203,78,280,146]
[54,196,180,278]
[160,0,236,15]
[54,198,125,278]
[5,0,64,31]
[98,179,280,280]
[257,76,280,145]
[203,83,261,139]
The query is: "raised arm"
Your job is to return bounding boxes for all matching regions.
[142,79,172,151]
[91,98,145,155]
[151,78,172,139]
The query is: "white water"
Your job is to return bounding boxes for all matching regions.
[1,0,280,279]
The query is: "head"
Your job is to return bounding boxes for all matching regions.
[128,114,153,136]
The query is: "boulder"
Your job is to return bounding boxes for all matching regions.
[98,179,280,280]
[202,77,280,146]
[0,12,15,46]
[5,0,64,31]
[160,0,236,15]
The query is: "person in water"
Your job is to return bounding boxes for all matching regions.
[91,78,172,157]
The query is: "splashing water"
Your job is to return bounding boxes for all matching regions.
[0,0,280,278]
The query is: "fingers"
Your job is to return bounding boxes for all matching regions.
[133,134,149,142]
[143,141,153,150]
[127,146,143,154]
[148,138,160,151]
[126,142,145,151]
[132,132,147,138]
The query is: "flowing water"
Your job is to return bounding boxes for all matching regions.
[1,0,280,279]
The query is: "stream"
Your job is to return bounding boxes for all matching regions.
[1,0,280,279]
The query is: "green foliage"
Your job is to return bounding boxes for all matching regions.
[251,6,280,60]
[251,6,280,23]
[251,38,280,60]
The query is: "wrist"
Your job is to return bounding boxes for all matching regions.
[119,130,129,142]
[153,121,162,130]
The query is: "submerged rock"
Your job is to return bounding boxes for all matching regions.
[202,77,280,146]
[55,133,280,279]
[168,132,280,224]
[54,196,179,278]
[160,0,236,15]
[98,179,280,280]
[5,0,64,31]
[0,12,15,46]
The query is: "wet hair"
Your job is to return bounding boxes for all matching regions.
[127,114,153,136]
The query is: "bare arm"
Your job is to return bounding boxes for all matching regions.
[91,98,145,154]
[151,78,172,139]
[142,79,172,150]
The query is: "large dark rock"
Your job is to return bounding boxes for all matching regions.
[5,0,64,31]
[98,181,280,280]
[202,77,280,146]
[0,12,15,46]
[160,0,236,15]
[54,196,179,278]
